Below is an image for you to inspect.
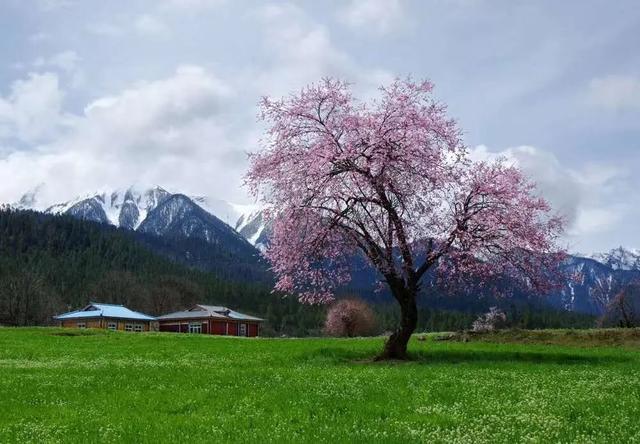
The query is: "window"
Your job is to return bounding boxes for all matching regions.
[107,322,117,331]
[125,323,133,332]
[77,322,86,329]
[134,324,143,332]
[189,323,202,334]
[238,323,247,337]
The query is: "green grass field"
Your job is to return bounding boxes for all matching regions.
[1,328,639,443]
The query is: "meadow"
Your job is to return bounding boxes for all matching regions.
[0,328,639,443]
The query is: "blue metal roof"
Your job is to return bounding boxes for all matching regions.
[54,302,156,321]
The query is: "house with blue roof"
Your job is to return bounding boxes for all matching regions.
[54,302,158,332]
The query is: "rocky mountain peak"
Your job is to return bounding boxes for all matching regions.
[590,247,640,271]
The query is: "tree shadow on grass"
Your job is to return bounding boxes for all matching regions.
[399,349,629,366]
[299,347,629,366]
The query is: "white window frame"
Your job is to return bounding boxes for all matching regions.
[125,323,133,332]
[77,322,86,329]
[107,322,117,331]
[238,323,247,337]
[134,324,143,332]
[188,323,202,334]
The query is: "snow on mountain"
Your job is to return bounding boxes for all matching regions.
[42,186,172,230]
[137,194,253,251]
[189,196,244,227]
[9,184,267,247]
[589,247,640,271]
[235,208,269,249]
[188,195,268,248]
[233,203,261,231]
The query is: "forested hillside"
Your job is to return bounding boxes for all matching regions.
[0,209,322,334]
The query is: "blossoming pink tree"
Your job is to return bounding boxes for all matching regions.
[247,78,565,360]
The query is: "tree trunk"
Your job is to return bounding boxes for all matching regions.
[376,287,418,360]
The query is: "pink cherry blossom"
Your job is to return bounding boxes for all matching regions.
[246,77,566,359]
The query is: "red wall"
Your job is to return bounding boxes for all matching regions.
[248,323,258,337]
[211,321,226,335]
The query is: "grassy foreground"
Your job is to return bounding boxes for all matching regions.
[1,328,639,443]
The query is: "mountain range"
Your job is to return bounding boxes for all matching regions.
[6,185,640,316]
[12,184,267,248]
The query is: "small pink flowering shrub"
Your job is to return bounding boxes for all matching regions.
[324,299,378,337]
[471,306,508,332]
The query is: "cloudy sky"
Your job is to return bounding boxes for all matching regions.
[0,0,638,253]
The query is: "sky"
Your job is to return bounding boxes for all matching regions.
[0,0,638,253]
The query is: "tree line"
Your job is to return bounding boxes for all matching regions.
[0,209,597,335]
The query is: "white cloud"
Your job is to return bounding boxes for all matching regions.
[49,51,80,73]
[159,0,225,12]
[469,145,631,249]
[0,72,70,143]
[86,23,125,38]
[0,66,244,208]
[32,51,84,88]
[572,207,625,236]
[588,75,640,110]
[82,65,230,136]
[29,32,51,44]
[37,0,73,11]
[33,50,80,73]
[253,3,392,97]
[135,14,170,37]
[88,15,170,40]
[339,0,407,34]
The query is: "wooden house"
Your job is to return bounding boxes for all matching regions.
[54,302,157,332]
[157,304,263,337]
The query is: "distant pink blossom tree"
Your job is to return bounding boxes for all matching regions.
[247,78,565,360]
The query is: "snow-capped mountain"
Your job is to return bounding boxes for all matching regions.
[137,193,252,250]
[589,247,640,271]
[43,186,171,230]
[550,255,639,314]
[10,184,267,248]
[189,196,268,247]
